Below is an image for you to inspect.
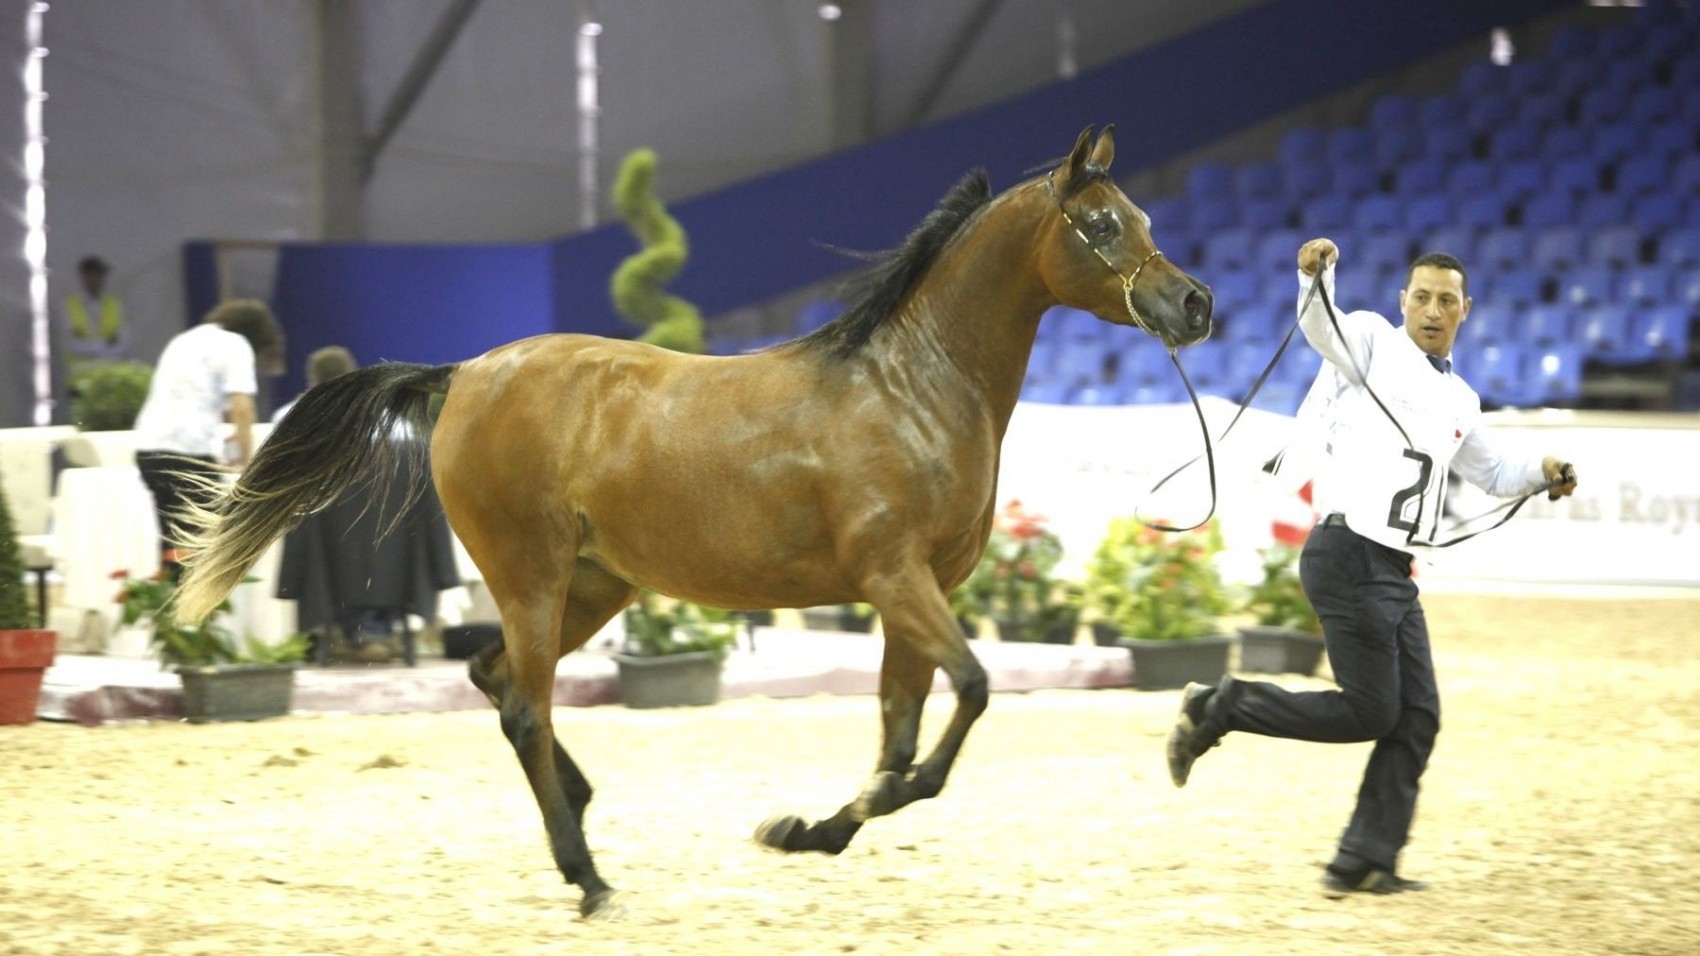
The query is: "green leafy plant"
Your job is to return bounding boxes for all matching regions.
[1084,517,1231,641]
[610,148,704,353]
[112,569,307,667]
[70,360,152,431]
[1244,545,1321,634]
[0,479,33,629]
[954,500,1079,642]
[620,591,739,662]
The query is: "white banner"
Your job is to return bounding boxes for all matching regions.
[996,402,1700,590]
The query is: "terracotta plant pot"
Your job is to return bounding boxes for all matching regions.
[0,629,57,725]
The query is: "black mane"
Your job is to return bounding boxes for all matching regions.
[796,169,994,356]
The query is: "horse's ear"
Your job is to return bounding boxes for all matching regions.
[1088,124,1116,170]
[1066,125,1095,175]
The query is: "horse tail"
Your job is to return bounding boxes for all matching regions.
[172,362,456,625]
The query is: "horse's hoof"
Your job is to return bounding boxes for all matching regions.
[851,770,903,822]
[754,814,805,851]
[580,888,628,920]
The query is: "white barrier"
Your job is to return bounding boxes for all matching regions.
[998,401,1700,591]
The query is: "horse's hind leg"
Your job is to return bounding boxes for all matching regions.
[480,559,637,917]
[757,579,985,854]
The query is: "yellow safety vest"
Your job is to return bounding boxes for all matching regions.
[66,294,123,343]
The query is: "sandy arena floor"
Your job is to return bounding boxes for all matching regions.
[2,593,1697,956]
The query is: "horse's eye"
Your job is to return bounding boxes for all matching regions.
[1086,213,1120,243]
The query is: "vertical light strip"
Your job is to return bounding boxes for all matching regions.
[576,12,601,231]
[24,3,49,425]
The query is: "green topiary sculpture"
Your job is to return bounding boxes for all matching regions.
[609,148,704,353]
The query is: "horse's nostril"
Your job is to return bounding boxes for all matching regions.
[1184,290,1212,326]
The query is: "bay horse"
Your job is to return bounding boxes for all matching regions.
[173,125,1212,917]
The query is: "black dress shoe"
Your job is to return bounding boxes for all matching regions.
[1321,866,1430,897]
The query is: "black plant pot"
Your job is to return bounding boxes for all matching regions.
[611,651,723,708]
[442,622,503,660]
[1238,626,1326,676]
[1117,634,1233,691]
[177,664,297,723]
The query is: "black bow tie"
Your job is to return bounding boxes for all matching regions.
[1426,354,1451,374]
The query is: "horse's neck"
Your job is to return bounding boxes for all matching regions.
[881,189,1052,434]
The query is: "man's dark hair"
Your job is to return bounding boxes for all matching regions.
[205,298,284,357]
[78,255,109,275]
[1407,251,1468,296]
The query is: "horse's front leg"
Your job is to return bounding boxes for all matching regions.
[756,581,986,854]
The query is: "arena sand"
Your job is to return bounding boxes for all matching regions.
[2,594,1697,956]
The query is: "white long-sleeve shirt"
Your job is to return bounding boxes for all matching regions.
[1291,267,1547,552]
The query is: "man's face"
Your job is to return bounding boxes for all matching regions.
[79,267,106,296]
[1400,265,1470,358]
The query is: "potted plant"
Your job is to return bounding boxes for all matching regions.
[1085,517,1233,690]
[69,360,152,430]
[1239,544,1326,676]
[0,477,55,725]
[954,500,1079,644]
[613,591,740,708]
[115,569,308,722]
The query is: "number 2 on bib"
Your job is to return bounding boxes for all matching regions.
[1387,448,1435,539]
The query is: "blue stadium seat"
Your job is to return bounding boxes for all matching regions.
[1457,195,1506,229]
[1630,195,1683,232]
[1618,265,1674,305]
[1402,196,1450,233]
[1053,339,1109,385]
[1601,57,1657,96]
[1507,60,1557,98]
[1253,229,1306,275]
[1468,343,1530,407]
[1457,302,1503,349]
[1586,226,1643,267]
[1597,27,1641,62]
[1590,123,1643,163]
[1278,127,1327,166]
[1644,121,1695,162]
[1477,228,1529,272]
[1549,156,1600,196]
[1373,126,1424,170]
[1422,226,1478,263]
[1465,93,1516,134]
[1362,232,1413,273]
[1370,94,1420,128]
[1072,383,1127,407]
[1630,87,1679,125]
[1576,304,1650,365]
[1496,159,1547,200]
[1221,307,1281,345]
[1353,195,1403,231]
[1235,162,1282,199]
[1519,92,1568,130]
[1493,271,1545,308]
[1636,305,1692,363]
[1113,343,1169,387]
[1144,198,1190,233]
[1300,195,1354,231]
[1425,124,1473,163]
[1672,56,1700,97]
[1248,380,1306,417]
[1672,266,1700,309]
[1529,227,1586,271]
[1273,342,1322,387]
[1675,156,1700,196]
[1019,381,1073,405]
[1556,266,1619,308]
[1529,344,1585,406]
[1393,158,1445,194]
[1552,59,1600,99]
[1488,123,1541,162]
[1190,198,1239,232]
[1614,155,1669,198]
[1327,127,1373,165]
[1577,195,1629,229]
[1418,94,1467,128]
[1327,159,1379,198]
[1045,306,1103,342]
[1186,162,1235,199]
[1202,228,1257,271]
[1240,198,1292,231]
[1658,228,1700,267]
[1208,270,1261,314]
[1280,161,1330,200]
[1547,25,1596,58]
[1522,304,1575,347]
[1521,194,1575,229]
[1447,160,1495,196]
[1540,125,1589,160]
[1457,62,1507,98]
[1026,339,1057,378]
[1126,379,1187,406]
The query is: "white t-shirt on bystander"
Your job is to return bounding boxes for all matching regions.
[134,324,258,459]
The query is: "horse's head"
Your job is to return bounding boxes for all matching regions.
[1039,125,1213,348]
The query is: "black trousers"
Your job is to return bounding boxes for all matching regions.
[1223,520,1440,872]
[135,451,220,577]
